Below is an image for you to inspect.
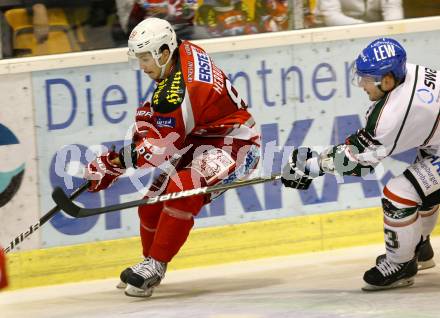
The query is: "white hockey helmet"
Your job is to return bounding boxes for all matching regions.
[127,18,178,75]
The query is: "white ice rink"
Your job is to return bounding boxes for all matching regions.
[2,238,440,318]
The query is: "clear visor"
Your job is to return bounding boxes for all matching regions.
[127,50,141,70]
[127,50,163,71]
[350,63,382,87]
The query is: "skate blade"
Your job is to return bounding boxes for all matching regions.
[116,281,127,289]
[362,277,414,291]
[124,284,154,298]
[418,259,435,270]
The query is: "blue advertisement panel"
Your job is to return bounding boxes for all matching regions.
[32,31,440,247]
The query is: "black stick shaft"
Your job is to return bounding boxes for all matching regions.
[3,182,89,254]
[53,174,281,218]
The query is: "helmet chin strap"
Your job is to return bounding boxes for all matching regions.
[154,53,174,80]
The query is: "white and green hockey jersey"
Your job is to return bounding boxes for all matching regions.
[367,63,440,156]
[323,63,440,177]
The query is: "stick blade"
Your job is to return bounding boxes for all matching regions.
[52,187,82,217]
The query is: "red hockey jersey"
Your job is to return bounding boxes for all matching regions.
[132,40,259,168]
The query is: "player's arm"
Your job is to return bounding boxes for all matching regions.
[130,127,185,169]
[83,102,155,192]
[319,128,384,177]
[119,106,188,170]
[281,128,385,189]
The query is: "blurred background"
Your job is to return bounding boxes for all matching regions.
[0,0,439,59]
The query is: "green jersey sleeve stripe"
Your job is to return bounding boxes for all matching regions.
[365,93,390,135]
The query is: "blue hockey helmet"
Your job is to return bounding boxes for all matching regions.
[352,38,407,86]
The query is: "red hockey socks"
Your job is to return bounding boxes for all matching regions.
[138,202,163,257]
[149,169,206,262]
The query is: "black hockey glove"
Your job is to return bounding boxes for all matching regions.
[281,147,324,190]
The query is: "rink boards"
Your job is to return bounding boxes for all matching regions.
[1,17,440,290]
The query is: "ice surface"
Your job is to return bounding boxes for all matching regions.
[2,239,440,318]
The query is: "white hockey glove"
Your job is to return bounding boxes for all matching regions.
[281,147,324,190]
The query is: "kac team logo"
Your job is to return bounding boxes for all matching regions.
[0,123,25,207]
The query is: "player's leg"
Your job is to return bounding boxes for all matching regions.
[404,153,440,271]
[376,151,440,270]
[116,201,164,289]
[124,167,206,297]
[417,203,438,269]
[364,154,440,291]
[117,171,169,289]
[363,175,421,291]
[375,203,438,270]
[124,138,260,297]
[408,151,440,269]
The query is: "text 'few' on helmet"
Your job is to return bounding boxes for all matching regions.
[351,38,407,87]
[127,18,178,73]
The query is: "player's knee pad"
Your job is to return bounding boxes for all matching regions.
[164,168,206,217]
[382,175,420,224]
[381,197,418,223]
[381,175,425,262]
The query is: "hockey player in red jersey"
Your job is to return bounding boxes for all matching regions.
[0,247,8,290]
[83,17,260,297]
[281,38,440,291]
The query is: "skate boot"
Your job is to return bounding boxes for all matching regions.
[416,236,435,270]
[124,256,167,297]
[116,257,150,289]
[363,256,418,291]
[116,266,134,289]
[375,236,435,270]
[116,257,159,289]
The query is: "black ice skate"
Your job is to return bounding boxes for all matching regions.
[416,236,435,270]
[363,256,418,291]
[124,256,167,297]
[116,257,151,289]
[116,266,134,289]
[375,236,435,271]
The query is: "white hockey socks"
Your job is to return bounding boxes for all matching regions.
[420,204,439,241]
[382,176,422,264]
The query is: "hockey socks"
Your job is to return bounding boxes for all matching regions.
[138,202,163,257]
[149,168,206,263]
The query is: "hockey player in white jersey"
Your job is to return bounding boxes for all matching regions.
[281,38,440,291]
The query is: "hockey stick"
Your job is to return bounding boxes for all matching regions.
[52,174,282,218]
[3,181,90,254]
